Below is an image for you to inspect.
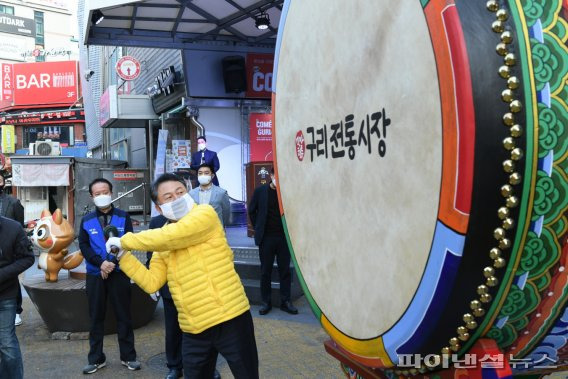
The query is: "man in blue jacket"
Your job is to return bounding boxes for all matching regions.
[248,168,298,316]
[79,178,140,374]
[190,136,220,186]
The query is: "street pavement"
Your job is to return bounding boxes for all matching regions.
[17,286,342,378]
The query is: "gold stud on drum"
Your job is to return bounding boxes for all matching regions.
[457,326,468,335]
[503,112,515,126]
[492,20,505,33]
[499,238,511,250]
[484,267,496,278]
[502,218,515,230]
[499,65,511,78]
[510,125,523,137]
[487,276,499,287]
[473,307,486,317]
[494,228,506,240]
[498,207,509,220]
[503,136,515,150]
[501,31,513,44]
[507,76,520,89]
[509,172,522,185]
[449,337,459,346]
[486,0,499,12]
[496,43,508,56]
[441,346,451,355]
[470,300,482,310]
[466,320,478,330]
[506,196,519,208]
[480,293,492,303]
[501,89,514,103]
[477,285,489,295]
[490,248,502,259]
[409,369,418,376]
[494,257,507,268]
[504,53,516,66]
[503,159,515,173]
[463,313,474,323]
[496,9,508,21]
[510,100,522,113]
[450,344,460,352]
[458,332,470,341]
[511,148,523,161]
[501,184,513,197]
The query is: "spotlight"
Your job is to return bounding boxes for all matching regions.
[91,10,105,25]
[254,11,270,30]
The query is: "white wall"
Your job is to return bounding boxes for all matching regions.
[198,107,245,201]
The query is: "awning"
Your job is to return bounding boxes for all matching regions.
[84,0,283,51]
[99,85,158,128]
[10,156,73,187]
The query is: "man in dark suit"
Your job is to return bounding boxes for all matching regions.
[147,215,221,379]
[0,175,25,327]
[248,168,298,316]
[190,136,220,186]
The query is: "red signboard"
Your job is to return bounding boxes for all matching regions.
[0,61,79,110]
[249,113,273,161]
[246,53,273,98]
[1,63,14,109]
[1,109,85,125]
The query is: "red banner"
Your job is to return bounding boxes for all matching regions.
[0,61,79,110]
[246,53,273,98]
[249,113,273,161]
[1,63,14,109]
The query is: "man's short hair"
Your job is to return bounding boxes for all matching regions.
[197,163,215,174]
[151,173,187,203]
[89,178,113,195]
[197,136,207,142]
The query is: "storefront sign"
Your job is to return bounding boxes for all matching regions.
[21,47,73,60]
[99,85,118,127]
[0,34,35,61]
[116,56,141,81]
[113,171,143,180]
[2,110,84,125]
[249,113,273,161]
[0,61,79,109]
[1,125,15,154]
[246,53,273,98]
[0,14,35,37]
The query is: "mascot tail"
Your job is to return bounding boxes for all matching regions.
[62,251,84,270]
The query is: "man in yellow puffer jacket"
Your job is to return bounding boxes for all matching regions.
[106,173,258,379]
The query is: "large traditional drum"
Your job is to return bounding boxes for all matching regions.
[272,0,568,376]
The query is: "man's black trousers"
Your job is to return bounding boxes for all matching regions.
[259,234,291,305]
[86,271,136,364]
[163,296,183,370]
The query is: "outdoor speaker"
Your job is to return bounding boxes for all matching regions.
[222,56,247,93]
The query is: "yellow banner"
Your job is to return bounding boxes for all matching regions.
[1,125,15,154]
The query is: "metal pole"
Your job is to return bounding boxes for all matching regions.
[142,182,147,225]
[148,120,154,224]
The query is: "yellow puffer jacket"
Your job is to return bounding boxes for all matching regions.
[118,204,250,334]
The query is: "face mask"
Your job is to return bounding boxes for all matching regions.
[160,193,194,221]
[93,194,112,208]
[198,143,206,151]
[198,175,212,185]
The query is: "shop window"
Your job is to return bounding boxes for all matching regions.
[0,4,14,14]
[24,126,73,147]
[34,11,44,61]
[110,139,128,161]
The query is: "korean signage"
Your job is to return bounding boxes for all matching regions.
[0,34,35,61]
[0,14,35,37]
[0,61,79,110]
[2,110,84,125]
[246,53,273,98]
[295,108,391,162]
[249,113,273,161]
[1,125,15,154]
[21,47,73,60]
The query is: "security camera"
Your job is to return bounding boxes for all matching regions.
[84,70,95,81]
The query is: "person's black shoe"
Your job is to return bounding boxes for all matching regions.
[165,368,182,379]
[258,303,272,315]
[82,362,106,374]
[280,300,298,314]
[213,368,221,379]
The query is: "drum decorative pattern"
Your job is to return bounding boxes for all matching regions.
[483,0,568,367]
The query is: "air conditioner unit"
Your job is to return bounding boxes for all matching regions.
[29,140,61,156]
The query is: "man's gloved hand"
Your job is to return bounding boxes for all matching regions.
[150,292,160,302]
[105,237,124,258]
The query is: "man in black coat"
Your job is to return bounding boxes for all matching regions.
[0,216,35,378]
[190,136,220,186]
[248,168,298,316]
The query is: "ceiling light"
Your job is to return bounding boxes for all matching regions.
[91,10,105,25]
[255,11,270,30]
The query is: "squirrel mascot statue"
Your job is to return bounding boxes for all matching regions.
[31,209,84,282]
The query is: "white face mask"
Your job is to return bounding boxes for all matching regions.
[198,143,206,151]
[160,193,194,221]
[198,175,212,186]
[93,194,112,208]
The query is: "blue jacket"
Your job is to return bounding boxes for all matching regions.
[79,207,132,275]
[190,149,220,186]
